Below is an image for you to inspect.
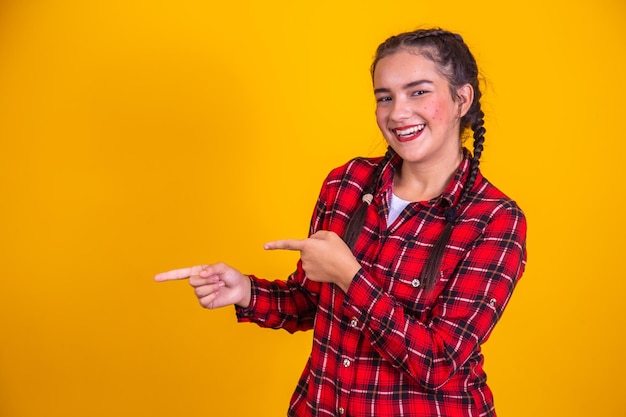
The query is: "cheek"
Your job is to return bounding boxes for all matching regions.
[425,100,453,123]
[375,109,387,129]
[424,100,442,119]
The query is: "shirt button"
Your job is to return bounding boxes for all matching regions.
[350,317,359,328]
[489,298,497,307]
[343,358,351,368]
[411,279,421,288]
[339,407,345,415]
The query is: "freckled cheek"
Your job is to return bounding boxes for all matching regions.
[424,107,439,120]
[424,102,445,121]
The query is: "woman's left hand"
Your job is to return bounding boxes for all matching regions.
[264,230,361,292]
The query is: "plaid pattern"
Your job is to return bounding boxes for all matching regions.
[237,151,527,417]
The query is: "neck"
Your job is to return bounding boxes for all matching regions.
[393,150,464,202]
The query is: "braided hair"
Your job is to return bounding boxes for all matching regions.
[344,28,486,289]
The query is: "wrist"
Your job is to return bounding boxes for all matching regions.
[337,261,361,293]
[236,274,252,309]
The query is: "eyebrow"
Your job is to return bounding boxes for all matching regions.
[374,79,434,95]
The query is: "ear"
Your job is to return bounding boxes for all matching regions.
[456,83,474,118]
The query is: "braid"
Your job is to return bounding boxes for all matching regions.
[344,147,395,250]
[420,106,486,289]
[461,106,485,203]
[457,105,486,209]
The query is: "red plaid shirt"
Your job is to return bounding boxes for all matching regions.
[237,151,527,417]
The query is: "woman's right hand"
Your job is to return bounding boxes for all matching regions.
[155,263,251,309]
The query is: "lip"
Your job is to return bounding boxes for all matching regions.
[392,124,425,143]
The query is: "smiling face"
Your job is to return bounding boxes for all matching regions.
[373,48,473,170]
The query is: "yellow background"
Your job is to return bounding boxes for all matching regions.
[1,0,624,416]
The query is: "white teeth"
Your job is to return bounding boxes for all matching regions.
[395,125,424,136]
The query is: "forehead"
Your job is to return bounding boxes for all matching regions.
[373,49,445,87]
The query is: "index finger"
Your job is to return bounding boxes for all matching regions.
[264,239,307,251]
[154,265,205,282]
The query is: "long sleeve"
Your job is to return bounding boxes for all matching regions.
[235,267,319,333]
[342,199,527,390]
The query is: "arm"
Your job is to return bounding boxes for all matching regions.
[235,266,319,333]
[235,177,342,332]
[155,172,340,332]
[155,258,321,333]
[342,203,527,390]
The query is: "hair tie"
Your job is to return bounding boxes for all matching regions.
[362,193,373,205]
[444,206,457,224]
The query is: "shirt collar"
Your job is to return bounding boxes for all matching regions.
[376,148,474,209]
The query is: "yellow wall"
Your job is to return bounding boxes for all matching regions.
[1,1,624,416]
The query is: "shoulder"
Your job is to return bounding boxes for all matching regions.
[315,156,383,210]
[312,156,384,231]
[320,156,385,195]
[325,156,383,183]
[445,174,527,271]
[464,172,527,232]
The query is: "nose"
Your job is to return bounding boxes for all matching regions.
[389,97,411,122]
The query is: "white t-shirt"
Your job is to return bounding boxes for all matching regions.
[387,193,411,227]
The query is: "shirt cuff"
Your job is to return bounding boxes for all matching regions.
[235,275,258,322]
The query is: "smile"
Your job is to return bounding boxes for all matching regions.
[392,124,425,142]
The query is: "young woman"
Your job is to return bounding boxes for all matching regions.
[156,28,527,417]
